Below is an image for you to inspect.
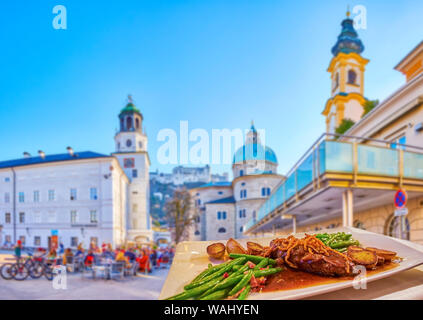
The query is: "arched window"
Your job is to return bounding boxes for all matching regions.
[194,230,200,236]
[126,139,132,147]
[120,118,124,131]
[348,70,357,84]
[240,170,244,176]
[387,214,410,240]
[126,117,133,130]
[334,73,339,89]
[135,117,140,129]
[218,227,226,233]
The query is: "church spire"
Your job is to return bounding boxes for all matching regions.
[331,9,364,56]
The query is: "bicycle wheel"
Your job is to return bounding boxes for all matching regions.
[11,263,29,281]
[0,263,15,280]
[29,261,44,279]
[43,265,54,281]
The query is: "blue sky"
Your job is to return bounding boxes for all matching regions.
[1,0,422,177]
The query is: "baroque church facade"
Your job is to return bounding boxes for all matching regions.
[188,123,284,241]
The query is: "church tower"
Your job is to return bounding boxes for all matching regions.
[322,11,369,134]
[113,95,152,242]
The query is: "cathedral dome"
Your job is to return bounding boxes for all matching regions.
[233,143,278,165]
[331,16,364,56]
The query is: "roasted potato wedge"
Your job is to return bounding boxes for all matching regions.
[207,243,226,260]
[347,248,378,269]
[376,255,385,266]
[226,238,247,255]
[347,245,364,252]
[247,242,264,255]
[365,247,397,262]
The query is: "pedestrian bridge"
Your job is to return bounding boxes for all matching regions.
[244,133,423,235]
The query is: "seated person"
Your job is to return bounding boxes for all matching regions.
[84,250,95,267]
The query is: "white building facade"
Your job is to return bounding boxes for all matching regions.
[0,97,152,249]
[188,124,284,241]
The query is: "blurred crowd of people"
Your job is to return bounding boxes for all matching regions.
[9,240,175,273]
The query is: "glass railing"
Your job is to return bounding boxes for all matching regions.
[404,151,423,179]
[244,135,423,232]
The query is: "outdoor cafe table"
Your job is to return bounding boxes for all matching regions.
[304,237,423,300]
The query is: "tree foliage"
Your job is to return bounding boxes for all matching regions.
[335,118,356,135]
[362,99,379,117]
[165,188,196,244]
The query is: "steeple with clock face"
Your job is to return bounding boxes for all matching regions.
[113,95,152,241]
[114,95,148,153]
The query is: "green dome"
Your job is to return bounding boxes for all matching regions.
[120,102,141,115]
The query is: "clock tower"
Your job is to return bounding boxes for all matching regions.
[113,95,152,243]
[322,11,369,134]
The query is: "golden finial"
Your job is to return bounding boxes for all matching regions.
[346,5,351,18]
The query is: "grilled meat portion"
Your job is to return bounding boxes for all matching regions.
[266,235,356,277]
[274,245,355,277]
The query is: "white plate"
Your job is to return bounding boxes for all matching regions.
[159,227,423,300]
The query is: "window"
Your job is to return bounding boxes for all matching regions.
[218,227,226,233]
[239,209,246,218]
[218,191,223,195]
[217,211,227,220]
[90,210,98,223]
[135,118,140,129]
[34,236,41,246]
[138,141,143,149]
[240,226,243,232]
[132,169,138,178]
[33,191,40,202]
[48,190,55,201]
[90,188,98,200]
[262,187,271,196]
[70,210,78,224]
[19,236,26,245]
[390,136,406,150]
[126,117,133,130]
[194,230,200,236]
[195,216,200,223]
[240,189,247,199]
[5,177,10,182]
[388,215,410,240]
[19,212,25,223]
[124,158,135,168]
[5,213,11,224]
[70,188,77,201]
[71,237,78,247]
[347,70,357,84]
[4,193,10,203]
[126,139,132,147]
[239,170,244,176]
[18,192,25,203]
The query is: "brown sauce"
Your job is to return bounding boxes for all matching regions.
[262,262,400,292]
